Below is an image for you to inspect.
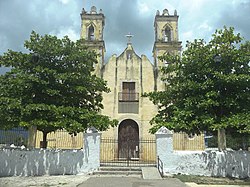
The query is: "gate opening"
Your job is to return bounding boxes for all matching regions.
[100,119,156,167]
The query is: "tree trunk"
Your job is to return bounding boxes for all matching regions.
[40,132,48,149]
[27,126,37,148]
[218,128,226,151]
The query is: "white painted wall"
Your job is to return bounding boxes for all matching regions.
[156,127,250,179]
[0,132,101,177]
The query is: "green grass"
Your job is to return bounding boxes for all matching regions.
[174,174,250,185]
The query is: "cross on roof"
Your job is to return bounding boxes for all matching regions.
[125,32,134,43]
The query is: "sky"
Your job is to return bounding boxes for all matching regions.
[0,0,250,73]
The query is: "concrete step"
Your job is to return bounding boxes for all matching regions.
[93,170,142,175]
[99,166,141,171]
[93,166,142,177]
[100,163,157,167]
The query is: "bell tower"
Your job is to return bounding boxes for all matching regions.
[80,6,105,76]
[153,8,182,90]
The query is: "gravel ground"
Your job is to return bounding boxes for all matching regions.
[0,175,89,187]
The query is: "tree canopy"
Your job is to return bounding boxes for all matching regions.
[0,31,117,137]
[146,27,250,135]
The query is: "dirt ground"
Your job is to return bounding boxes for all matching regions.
[0,175,89,187]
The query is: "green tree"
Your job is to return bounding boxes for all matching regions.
[146,27,250,150]
[0,31,117,148]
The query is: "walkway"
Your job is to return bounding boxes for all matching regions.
[1,175,248,187]
[77,176,187,187]
[186,183,249,187]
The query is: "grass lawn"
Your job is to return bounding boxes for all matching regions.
[174,174,250,185]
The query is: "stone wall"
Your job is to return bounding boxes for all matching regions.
[0,132,100,177]
[156,127,250,179]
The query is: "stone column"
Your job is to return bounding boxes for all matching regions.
[82,128,101,173]
[155,127,174,173]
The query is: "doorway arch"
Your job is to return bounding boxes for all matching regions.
[118,119,139,159]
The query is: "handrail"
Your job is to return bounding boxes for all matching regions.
[157,156,164,177]
[118,92,139,102]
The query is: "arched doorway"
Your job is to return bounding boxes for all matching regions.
[118,119,139,159]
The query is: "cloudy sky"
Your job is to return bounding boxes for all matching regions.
[0,0,250,70]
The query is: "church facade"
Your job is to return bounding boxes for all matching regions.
[80,6,204,153]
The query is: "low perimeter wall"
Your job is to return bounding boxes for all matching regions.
[156,127,250,179]
[0,132,100,177]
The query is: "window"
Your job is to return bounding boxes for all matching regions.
[88,25,95,40]
[118,82,139,113]
[118,82,139,102]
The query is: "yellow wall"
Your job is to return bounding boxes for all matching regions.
[174,132,205,151]
[35,130,83,149]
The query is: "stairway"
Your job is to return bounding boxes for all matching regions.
[92,166,142,177]
[92,166,163,179]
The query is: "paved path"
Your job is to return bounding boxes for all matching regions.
[77,176,187,187]
[186,183,249,187]
[141,167,162,179]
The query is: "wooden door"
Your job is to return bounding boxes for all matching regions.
[118,119,139,159]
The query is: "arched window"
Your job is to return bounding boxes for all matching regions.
[88,25,95,40]
[164,26,171,42]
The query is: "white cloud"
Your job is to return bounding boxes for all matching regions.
[182,31,194,42]
[50,28,79,41]
[198,21,213,32]
[137,2,150,15]
[138,0,175,14]
[58,0,70,5]
[178,0,208,12]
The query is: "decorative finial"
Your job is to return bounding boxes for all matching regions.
[125,32,134,44]
[90,6,97,14]
[82,8,86,14]
[174,9,177,16]
[163,9,169,16]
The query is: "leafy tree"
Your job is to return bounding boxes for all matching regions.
[0,31,117,148]
[146,27,250,150]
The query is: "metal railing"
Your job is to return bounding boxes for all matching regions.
[0,128,84,149]
[157,156,164,177]
[0,128,29,147]
[118,92,139,102]
[100,138,156,167]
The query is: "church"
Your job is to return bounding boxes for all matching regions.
[80,6,204,158]
[80,6,181,139]
[35,6,205,155]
